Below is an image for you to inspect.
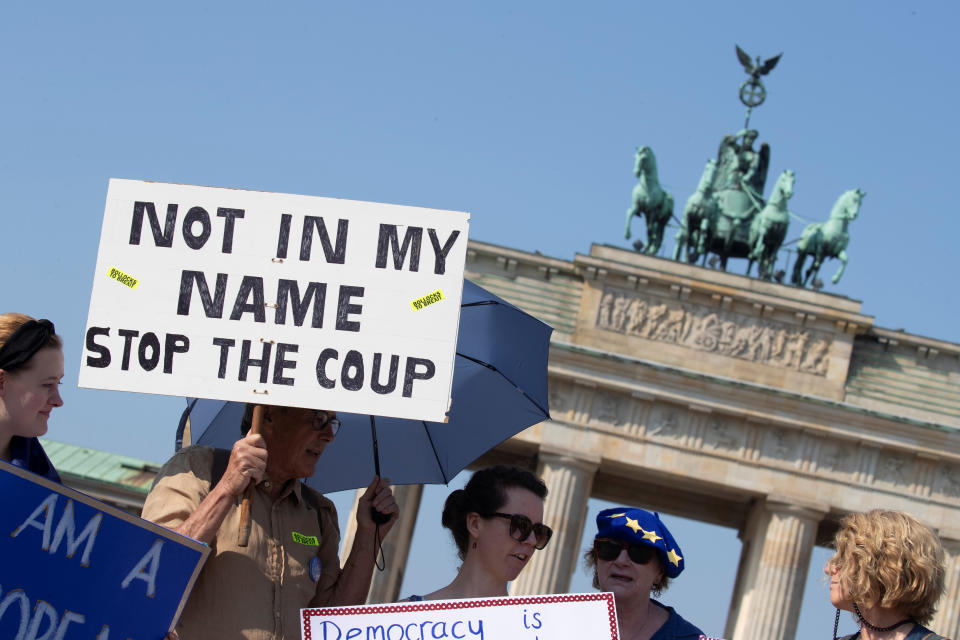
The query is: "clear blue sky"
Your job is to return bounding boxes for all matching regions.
[4,2,957,638]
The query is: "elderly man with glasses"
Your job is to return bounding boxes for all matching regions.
[143,403,398,640]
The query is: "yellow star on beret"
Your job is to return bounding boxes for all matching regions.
[666,548,682,566]
[624,517,642,533]
[640,527,663,543]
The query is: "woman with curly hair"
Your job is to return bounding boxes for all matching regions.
[826,509,948,640]
[0,313,64,481]
[403,465,552,601]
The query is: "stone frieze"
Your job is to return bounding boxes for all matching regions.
[595,288,831,376]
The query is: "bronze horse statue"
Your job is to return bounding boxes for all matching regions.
[700,168,793,274]
[746,169,795,280]
[674,159,718,263]
[791,188,865,286]
[624,146,674,255]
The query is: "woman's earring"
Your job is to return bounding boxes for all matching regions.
[472,541,477,549]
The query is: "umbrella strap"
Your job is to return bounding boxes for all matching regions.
[374,524,385,571]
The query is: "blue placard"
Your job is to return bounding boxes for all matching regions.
[0,460,209,639]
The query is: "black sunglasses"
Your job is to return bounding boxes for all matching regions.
[595,538,657,564]
[487,512,553,550]
[312,411,341,436]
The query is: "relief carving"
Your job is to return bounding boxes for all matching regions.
[548,387,567,414]
[647,409,682,440]
[704,418,742,452]
[819,443,852,473]
[592,392,623,426]
[876,453,912,488]
[764,428,795,461]
[936,466,960,498]
[596,288,831,375]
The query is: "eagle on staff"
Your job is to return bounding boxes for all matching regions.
[736,45,782,82]
[736,45,782,114]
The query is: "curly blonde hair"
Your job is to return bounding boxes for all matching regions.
[826,510,944,624]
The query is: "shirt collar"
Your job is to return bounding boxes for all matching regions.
[9,437,61,483]
[260,475,304,504]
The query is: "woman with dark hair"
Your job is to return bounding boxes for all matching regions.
[404,465,552,601]
[583,507,702,640]
[0,313,64,481]
[826,509,948,640]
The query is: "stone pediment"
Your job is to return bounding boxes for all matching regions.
[573,244,874,401]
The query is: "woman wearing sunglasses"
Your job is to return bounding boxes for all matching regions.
[584,507,703,640]
[404,465,552,601]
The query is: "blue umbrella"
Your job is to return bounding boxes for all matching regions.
[177,279,552,494]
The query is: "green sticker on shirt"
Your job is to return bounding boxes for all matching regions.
[292,531,319,546]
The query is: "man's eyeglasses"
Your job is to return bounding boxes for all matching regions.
[312,411,341,436]
[486,512,553,550]
[594,538,657,564]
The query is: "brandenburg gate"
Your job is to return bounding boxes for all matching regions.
[342,239,960,640]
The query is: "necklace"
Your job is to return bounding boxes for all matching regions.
[852,602,914,634]
[626,601,657,640]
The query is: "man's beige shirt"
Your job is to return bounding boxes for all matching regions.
[142,446,342,640]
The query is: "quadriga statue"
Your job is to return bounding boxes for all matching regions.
[791,189,865,286]
[698,129,775,271]
[624,146,674,255]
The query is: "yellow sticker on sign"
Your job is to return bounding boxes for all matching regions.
[410,289,444,311]
[107,266,139,290]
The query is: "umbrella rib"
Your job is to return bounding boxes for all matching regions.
[456,352,550,419]
[460,301,498,308]
[420,420,451,484]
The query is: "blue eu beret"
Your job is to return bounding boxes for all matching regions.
[595,507,685,578]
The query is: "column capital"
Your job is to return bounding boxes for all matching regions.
[537,443,601,472]
[764,494,829,522]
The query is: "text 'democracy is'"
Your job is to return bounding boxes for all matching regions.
[0,461,209,639]
[80,179,470,422]
[302,593,619,640]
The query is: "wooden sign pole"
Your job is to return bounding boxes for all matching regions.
[237,404,264,547]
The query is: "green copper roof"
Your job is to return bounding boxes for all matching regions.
[39,439,161,495]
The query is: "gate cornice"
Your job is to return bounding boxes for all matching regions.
[547,340,960,461]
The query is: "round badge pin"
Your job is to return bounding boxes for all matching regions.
[309,556,322,582]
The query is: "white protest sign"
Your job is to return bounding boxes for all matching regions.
[80,179,470,421]
[300,593,619,640]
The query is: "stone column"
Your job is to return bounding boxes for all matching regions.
[509,446,599,596]
[932,535,960,639]
[725,495,826,640]
[340,484,424,604]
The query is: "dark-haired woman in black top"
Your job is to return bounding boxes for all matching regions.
[403,465,552,601]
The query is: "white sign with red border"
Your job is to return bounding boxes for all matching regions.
[301,593,619,640]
